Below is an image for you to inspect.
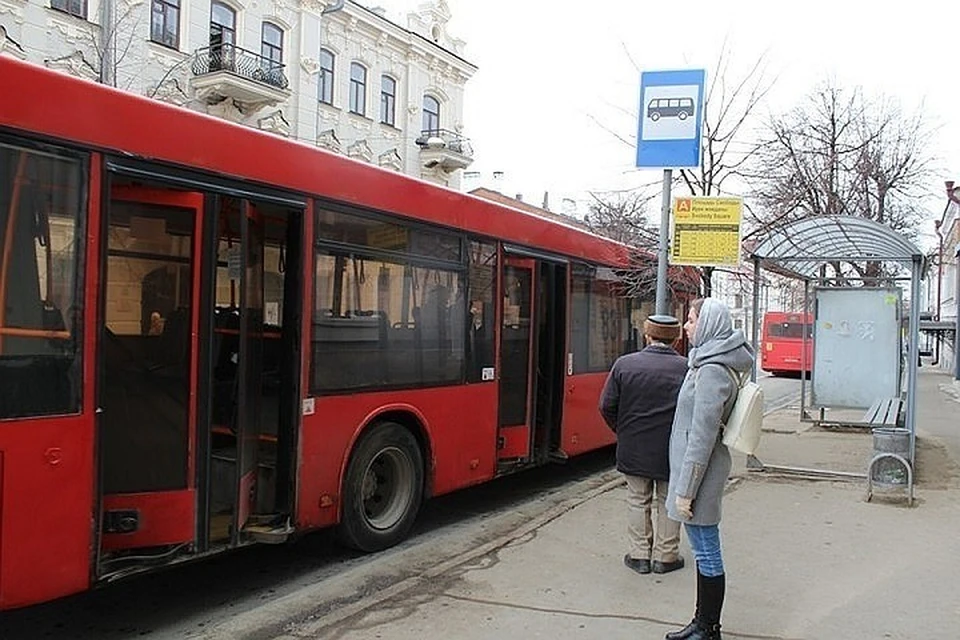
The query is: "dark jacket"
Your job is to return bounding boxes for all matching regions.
[599,343,688,480]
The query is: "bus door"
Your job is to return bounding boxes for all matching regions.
[209,196,301,546]
[533,261,568,464]
[498,257,535,462]
[97,182,203,566]
[497,257,568,465]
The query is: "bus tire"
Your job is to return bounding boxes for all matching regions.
[338,421,424,552]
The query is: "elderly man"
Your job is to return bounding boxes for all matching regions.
[599,314,688,575]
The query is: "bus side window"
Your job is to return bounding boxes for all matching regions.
[0,141,84,419]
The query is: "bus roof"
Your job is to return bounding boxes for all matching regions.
[0,57,634,267]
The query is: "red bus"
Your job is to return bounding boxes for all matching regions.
[0,58,652,609]
[761,311,813,376]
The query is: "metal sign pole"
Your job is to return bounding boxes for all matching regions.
[655,169,672,315]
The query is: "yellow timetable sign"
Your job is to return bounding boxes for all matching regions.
[670,196,743,266]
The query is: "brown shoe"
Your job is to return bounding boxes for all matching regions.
[623,554,651,574]
[652,556,685,574]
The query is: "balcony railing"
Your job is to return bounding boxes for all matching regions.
[416,129,473,157]
[192,44,289,91]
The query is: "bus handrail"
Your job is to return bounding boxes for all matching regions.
[0,327,72,340]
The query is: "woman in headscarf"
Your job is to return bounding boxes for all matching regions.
[663,298,755,640]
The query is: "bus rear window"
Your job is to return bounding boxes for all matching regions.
[0,141,84,419]
[768,322,811,339]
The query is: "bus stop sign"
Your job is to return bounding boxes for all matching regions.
[635,69,706,169]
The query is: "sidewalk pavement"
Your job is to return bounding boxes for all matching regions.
[284,368,960,640]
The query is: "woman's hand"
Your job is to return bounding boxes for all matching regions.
[676,496,693,520]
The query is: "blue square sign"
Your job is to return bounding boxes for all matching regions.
[636,69,706,169]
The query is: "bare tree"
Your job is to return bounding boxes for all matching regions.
[679,43,773,199]
[679,45,773,296]
[78,0,145,87]
[582,190,700,300]
[588,43,773,297]
[583,190,659,248]
[748,81,935,280]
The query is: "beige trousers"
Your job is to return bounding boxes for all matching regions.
[624,474,681,562]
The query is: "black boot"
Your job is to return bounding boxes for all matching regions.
[664,619,700,640]
[665,569,704,640]
[665,572,724,640]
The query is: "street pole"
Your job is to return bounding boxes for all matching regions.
[955,244,960,381]
[655,169,672,315]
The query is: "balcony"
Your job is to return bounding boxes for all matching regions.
[415,129,474,172]
[191,44,291,110]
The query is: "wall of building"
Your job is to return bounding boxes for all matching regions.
[936,193,959,376]
[0,0,475,187]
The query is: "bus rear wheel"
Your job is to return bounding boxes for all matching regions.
[338,421,424,552]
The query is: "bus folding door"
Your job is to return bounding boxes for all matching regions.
[97,184,202,555]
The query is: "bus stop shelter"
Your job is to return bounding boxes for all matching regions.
[747,216,925,502]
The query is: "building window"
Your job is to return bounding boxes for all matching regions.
[51,0,86,19]
[318,48,334,105]
[349,62,366,116]
[150,0,180,49]
[208,2,236,71]
[210,2,236,48]
[261,22,283,67]
[380,75,396,127]
[422,95,440,135]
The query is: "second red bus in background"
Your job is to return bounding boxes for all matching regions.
[761,311,813,376]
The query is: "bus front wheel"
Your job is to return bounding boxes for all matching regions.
[338,421,424,552]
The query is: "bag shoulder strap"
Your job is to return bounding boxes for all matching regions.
[723,365,749,388]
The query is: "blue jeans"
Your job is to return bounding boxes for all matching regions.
[684,523,724,576]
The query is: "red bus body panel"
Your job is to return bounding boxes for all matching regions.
[0,59,629,269]
[0,57,647,609]
[296,384,499,529]
[561,373,616,455]
[0,417,95,608]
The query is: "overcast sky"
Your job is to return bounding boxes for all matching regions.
[372,0,957,246]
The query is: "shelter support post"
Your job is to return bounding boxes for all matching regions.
[907,256,922,465]
[751,257,761,382]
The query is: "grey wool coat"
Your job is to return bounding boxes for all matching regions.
[666,301,755,526]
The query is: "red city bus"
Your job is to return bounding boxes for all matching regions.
[760,311,813,376]
[0,57,666,609]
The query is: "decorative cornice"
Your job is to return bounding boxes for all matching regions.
[300,56,320,75]
[258,109,290,137]
[317,128,342,153]
[347,138,372,163]
[45,50,98,81]
[0,24,26,58]
[378,148,403,172]
[0,3,25,25]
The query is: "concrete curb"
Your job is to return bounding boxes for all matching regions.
[203,471,625,640]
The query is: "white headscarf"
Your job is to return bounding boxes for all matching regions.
[692,298,733,348]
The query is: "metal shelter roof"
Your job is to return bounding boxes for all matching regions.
[750,215,923,278]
